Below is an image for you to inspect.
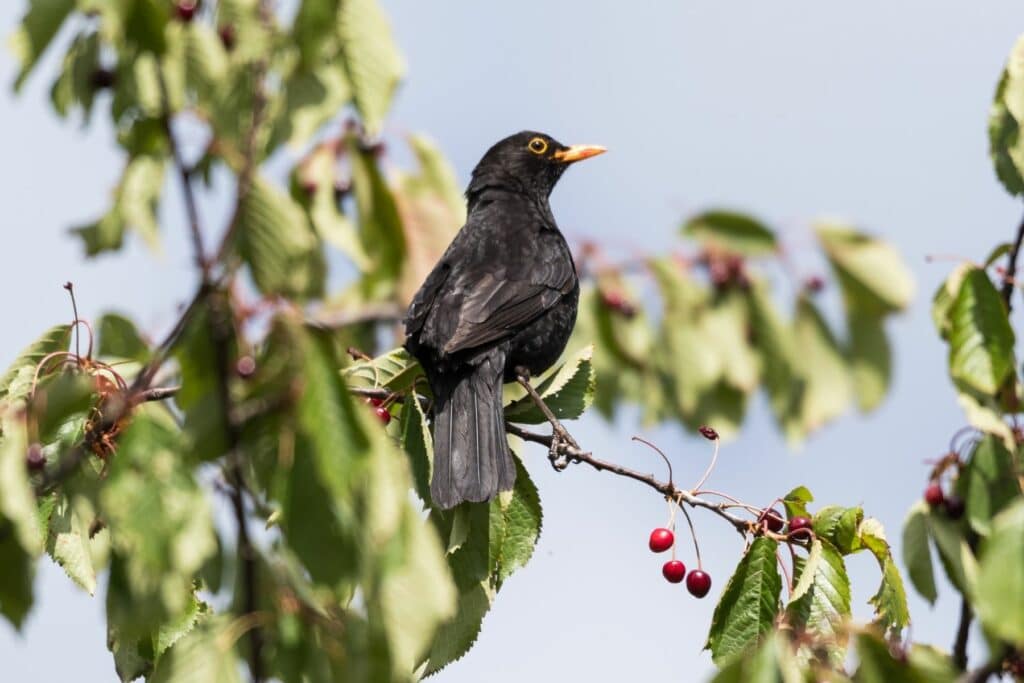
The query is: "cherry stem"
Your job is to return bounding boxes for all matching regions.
[777,550,794,597]
[675,492,702,568]
[64,282,81,360]
[632,435,673,487]
[691,436,720,492]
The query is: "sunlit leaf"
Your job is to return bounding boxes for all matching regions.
[0,324,71,403]
[974,500,1024,645]
[10,0,76,90]
[816,223,914,315]
[683,210,777,256]
[706,537,782,665]
[947,267,1015,395]
[338,0,404,134]
[902,502,937,605]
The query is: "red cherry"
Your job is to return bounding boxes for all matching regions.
[374,405,391,425]
[698,425,719,441]
[218,24,236,51]
[648,528,675,553]
[686,570,712,597]
[759,508,785,533]
[26,443,45,472]
[662,560,686,584]
[924,482,945,507]
[789,516,813,539]
[236,355,256,378]
[364,397,384,408]
[175,1,198,22]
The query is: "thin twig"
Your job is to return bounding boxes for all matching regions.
[999,205,1024,311]
[503,422,750,534]
[157,67,208,280]
[952,595,973,670]
[139,386,180,402]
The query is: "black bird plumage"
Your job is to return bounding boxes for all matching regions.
[404,131,605,509]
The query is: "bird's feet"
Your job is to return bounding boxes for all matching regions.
[515,370,582,471]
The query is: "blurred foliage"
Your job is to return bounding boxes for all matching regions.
[10,1,1022,682]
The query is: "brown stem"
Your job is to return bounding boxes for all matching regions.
[999,205,1024,311]
[157,67,208,281]
[503,422,750,534]
[952,596,973,671]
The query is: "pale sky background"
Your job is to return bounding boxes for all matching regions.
[3,2,1024,681]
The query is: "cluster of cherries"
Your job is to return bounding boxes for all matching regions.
[365,397,392,425]
[647,527,712,598]
[174,1,237,50]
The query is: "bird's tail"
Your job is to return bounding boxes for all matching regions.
[429,354,516,509]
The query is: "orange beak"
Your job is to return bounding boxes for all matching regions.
[553,144,607,163]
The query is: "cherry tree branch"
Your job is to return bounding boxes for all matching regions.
[999,205,1024,311]
[503,421,750,534]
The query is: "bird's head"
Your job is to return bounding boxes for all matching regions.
[467,131,605,201]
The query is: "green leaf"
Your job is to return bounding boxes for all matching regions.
[98,313,149,362]
[989,36,1024,196]
[349,139,406,298]
[73,154,166,256]
[0,324,71,403]
[812,505,863,555]
[974,499,1024,645]
[932,264,972,341]
[746,282,803,441]
[710,634,804,683]
[291,143,368,267]
[855,632,957,683]
[947,267,1015,395]
[816,223,914,315]
[706,537,782,665]
[847,311,891,411]
[337,0,404,135]
[794,297,851,432]
[782,486,814,520]
[10,0,76,90]
[181,21,229,102]
[959,435,1021,536]
[393,135,465,305]
[786,539,851,667]
[488,457,542,589]
[45,494,97,595]
[237,177,326,299]
[902,502,937,604]
[503,345,595,423]
[683,210,777,256]
[101,409,217,637]
[344,347,424,394]
[272,63,351,150]
[926,509,976,595]
[31,371,97,444]
[293,0,341,64]
[0,412,43,628]
[149,617,242,683]
[49,30,101,121]
[123,0,170,55]
[172,301,231,463]
[399,392,433,505]
[859,517,910,637]
[423,503,492,675]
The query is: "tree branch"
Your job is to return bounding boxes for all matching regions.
[999,205,1024,312]
[157,67,208,281]
[952,597,973,671]
[503,422,750,534]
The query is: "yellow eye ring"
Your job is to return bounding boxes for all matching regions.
[528,137,548,155]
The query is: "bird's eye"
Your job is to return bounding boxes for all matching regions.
[527,137,548,155]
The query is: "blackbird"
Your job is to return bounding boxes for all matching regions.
[405,131,605,509]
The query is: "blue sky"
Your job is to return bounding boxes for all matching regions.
[2,2,1024,680]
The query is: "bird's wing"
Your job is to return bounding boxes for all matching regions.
[405,260,450,339]
[442,254,575,354]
